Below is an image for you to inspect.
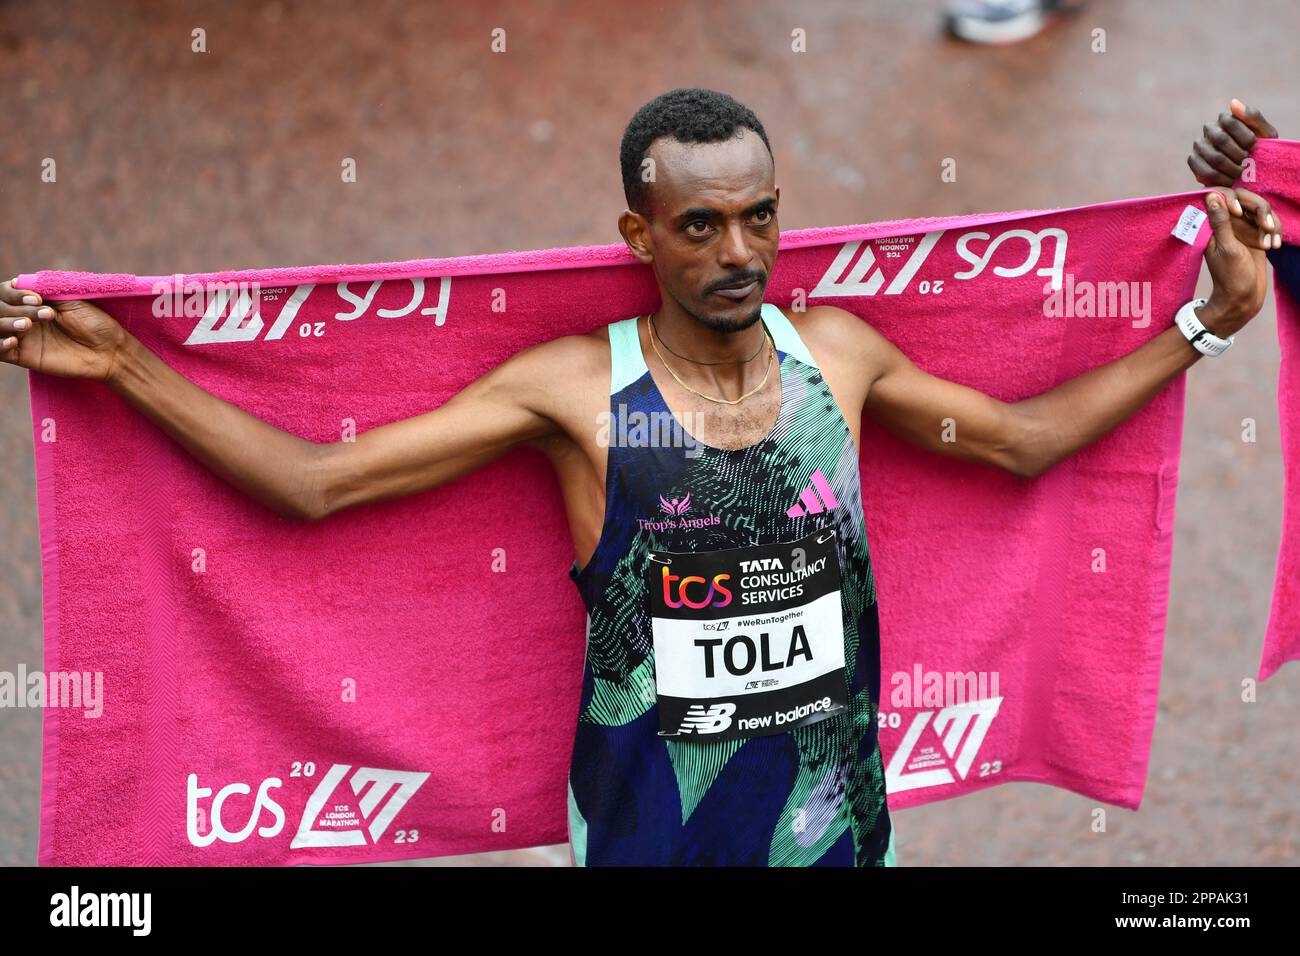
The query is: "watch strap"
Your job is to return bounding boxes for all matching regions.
[1175,297,1234,357]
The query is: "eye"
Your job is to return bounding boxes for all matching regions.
[753,209,774,225]
[685,220,711,236]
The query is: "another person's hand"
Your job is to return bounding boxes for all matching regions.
[0,279,127,380]
[1197,187,1280,339]
[1188,98,1278,188]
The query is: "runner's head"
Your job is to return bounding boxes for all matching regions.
[619,88,778,334]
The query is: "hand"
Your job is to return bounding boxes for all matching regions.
[1196,188,1279,338]
[0,279,127,381]
[1188,98,1279,188]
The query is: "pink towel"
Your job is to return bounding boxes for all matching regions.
[1243,140,1300,681]
[20,147,1295,865]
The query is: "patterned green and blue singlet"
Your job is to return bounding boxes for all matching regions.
[566,302,895,867]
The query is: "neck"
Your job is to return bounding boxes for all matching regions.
[644,303,772,399]
[648,300,767,364]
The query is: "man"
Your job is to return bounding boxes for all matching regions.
[0,89,1282,867]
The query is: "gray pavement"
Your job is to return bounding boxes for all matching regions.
[1,0,1297,866]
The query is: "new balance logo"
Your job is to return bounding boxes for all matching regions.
[675,702,736,735]
[787,469,839,517]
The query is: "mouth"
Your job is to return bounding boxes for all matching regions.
[710,278,761,301]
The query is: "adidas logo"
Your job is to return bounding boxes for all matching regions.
[786,469,839,517]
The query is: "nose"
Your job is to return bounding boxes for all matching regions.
[717,220,755,270]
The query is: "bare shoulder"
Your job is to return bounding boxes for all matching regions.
[777,304,892,377]
[781,303,867,345]
[520,325,610,373]
[773,304,902,422]
[500,325,611,435]
[494,326,608,385]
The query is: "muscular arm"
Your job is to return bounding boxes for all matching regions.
[106,330,570,520]
[833,199,1275,478]
[836,309,1028,476]
[825,302,1210,481]
[822,105,1282,480]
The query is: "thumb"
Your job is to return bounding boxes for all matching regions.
[1230,98,1279,139]
[49,299,105,329]
[1203,190,1238,251]
[53,299,97,316]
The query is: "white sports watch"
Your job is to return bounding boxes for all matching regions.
[1174,297,1235,358]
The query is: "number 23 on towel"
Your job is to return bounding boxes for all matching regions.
[647,526,850,740]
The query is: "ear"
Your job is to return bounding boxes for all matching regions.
[619,209,654,264]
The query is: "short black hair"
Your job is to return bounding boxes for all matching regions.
[620,87,773,217]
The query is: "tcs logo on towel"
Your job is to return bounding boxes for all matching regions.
[808,227,1069,298]
[186,763,429,849]
[181,277,452,346]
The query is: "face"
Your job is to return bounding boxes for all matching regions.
[620,128,779,334]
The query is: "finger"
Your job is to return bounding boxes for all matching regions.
[1203,123,1250,165]
[1231,98,1279,139]
[0,278,42,308]
[1193,138,1243,184]
[1188,150,1234,188]
[1233,187,1284,250]
[1217,109,1259,152]
[1204,190,1241,252]
[0,314,36,335]
[0,302,53,324]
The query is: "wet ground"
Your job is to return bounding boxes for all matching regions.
[1,0,1297,866]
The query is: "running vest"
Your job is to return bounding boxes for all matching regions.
[566,303,894,867]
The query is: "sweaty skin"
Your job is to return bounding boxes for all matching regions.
[0,103,1284,576]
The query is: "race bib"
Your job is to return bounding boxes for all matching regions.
[647,526,850,741]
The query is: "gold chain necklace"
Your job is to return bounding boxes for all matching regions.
[653,315,768,365]
[646,312,775,406]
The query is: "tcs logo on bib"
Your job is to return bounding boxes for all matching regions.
[660,566,733,609]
